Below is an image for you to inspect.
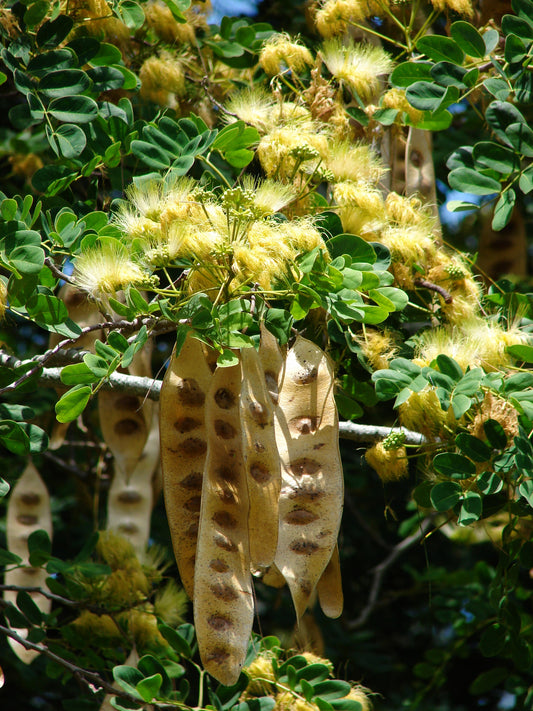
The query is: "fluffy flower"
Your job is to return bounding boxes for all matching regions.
[144,0,196,43]
[139,53,186,106]
[381,88,424,124]
[321,39,394,100]
[429,0,474,17]
[242,176,297,215]
[224,87,276,132]
[326,139,384,183]
[354,328,399,370]
[258,127,328,179]
[315,0,365,38]
[365,441,409,482]
[260,33,314,76]
[0,279,7,320]
[73,242,148,300]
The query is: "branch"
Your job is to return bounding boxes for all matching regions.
[0,623,139,703]
[0,351,429,444]
[347,516,435,630]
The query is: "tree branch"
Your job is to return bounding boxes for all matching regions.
[0,351,429,445]
[347,516,435,630]
[0,623,139,703]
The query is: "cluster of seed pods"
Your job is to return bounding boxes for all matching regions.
[160,326,344,685]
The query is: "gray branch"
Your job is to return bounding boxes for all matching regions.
[0,351,428,445]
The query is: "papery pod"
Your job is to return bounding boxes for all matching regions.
[4,461,52,663]
[261,562,287,589]
[240,346,281,570]
[258,323,286,406]
[273,336,343,621]
[317,544,343,619]
[194,357,253,686]
[160,335,213,599]
[49,285,102,449]
[107,404,160,554]
[98,339,153,480]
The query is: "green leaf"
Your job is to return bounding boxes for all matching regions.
[48,95,98,124]
[55,385,92,423]
[483,77,510,101]
[505,33,527,63]
[477,471,503,495]
[483,28,500,54]
[136,674,162,703]
[86,65,125,92]
[480,622,507,657]
[505,122,533,157]
[472,142,519,175]
[27,293,68,326]
[330,701,362,711]
[485,101,526,144]
[37,15,74,48]
[0,420,30,455]
[483,419,507,449]
[131,140,171,170]
[457,491,482,525]
[39,68,91,98]
[218,349,240,367]
[370,287,408,311]
[448,167,500,195]
[506,343,533,362]
[492,189,516,231]
[430,61,468,88]
[450,21,486,58]
[390,61,433,87]
[9,245,45,275]
[430,481,463,511]
[416,35,464,64]
[455,433,492,462]
[519,479,533,507]
[60,363,100,385]
[327,234,376,263]
[157,622,192,658]
[90,42,123,66]
[46,123,87,159]
[502,14,533,42]
[436,354,463,381]
[0,548,22,565]
[433,452,476,479]
[406,81,447,112]
[16,590,44,624]
[113,665,144,698]
[116,0,145,29]
[0,478,10,498]
[415,109,453,131]
[28,529,52,566]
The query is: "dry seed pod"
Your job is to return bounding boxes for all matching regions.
[160,335,213,599]
[258,323,286,406]
[274,336,344,621]
[194,358,253,686]
[107,404,160,554]
[49,285,103,449]
[240,346,281,569]
[4,462,52,663]
[260,563,287,588]
[317,544,343,619]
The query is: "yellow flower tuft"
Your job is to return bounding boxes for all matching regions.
[342,686,373,711]
[244,653,277,696]
[127,609,168,650]
[258,127,328,179]
[242,176,297,216]
[380,226,437,274]
[385,192,434,229]
[470,391,519,443]
[326,139,384,184]
[429,0,474,17]
[73,242,148,300]
[365,441,408,482]
[382,88,424,124]
[334,182,387,238]
[224,87,276,132]
[260,33,314,76]
[144,0,196,44]
[321,39,394,100]
[399,388,456,439]
[315,0,365,38]
[355,328,399,370]
[300,651,334,672]
[71,611,121,641]
[154,579,188,627]
[139,53,186,107]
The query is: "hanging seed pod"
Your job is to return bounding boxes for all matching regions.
[274,336,343,621]
[194,357,253,686]
[317,544,343,619]
[49,285,102,450]
[4,461,52,664]
[258,323,286,407]
[99,338,154,480]
[261,562,287,588]
[240,346,281,570]
[160,335,213,599]
[107,404,160,555]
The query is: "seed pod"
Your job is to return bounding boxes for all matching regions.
[274,336,343,621]
[240,346,281,569]
[4,461,52,664]
[49,285,102,450]
[261,563,287,588]
[258,323,286,406]
[160,335,213,599]
[194,357,253,686]
[107,404,160,555]
[317,544,343,619]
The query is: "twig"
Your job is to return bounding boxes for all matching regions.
[44,257,77,286]
[348,516,435,630]
[0,351,429,444]
[0,623,138,703]
[414,278,453,304]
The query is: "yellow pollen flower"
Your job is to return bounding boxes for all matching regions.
[365,441,409,482]
[327,139,384,183]
[224,87,276,132]
[315,0,365,38]
[0,279,7,320]
[321,39,394,100]
[382,88,424,124]
[73,242,148,300]
[139,53,186,106]
[429,0,474,17]
[260,33,314,76]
